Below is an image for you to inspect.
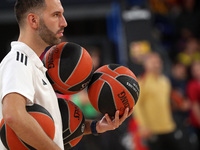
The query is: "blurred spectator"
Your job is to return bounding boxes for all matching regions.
[148,0,169,15]
[85,45,101,71]
[170,61,193,150]
[148,0,182,16]
[170,61,190,111]
[134,52,181,150]
[175,0,200,39]
[186,60,200,150]
[128,117,149,150]
[176,37,200,67]
[148,0,181,60]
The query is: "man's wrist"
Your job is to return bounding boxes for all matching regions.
[91,121,100,136]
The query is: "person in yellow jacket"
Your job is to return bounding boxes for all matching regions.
[134,52,181,150]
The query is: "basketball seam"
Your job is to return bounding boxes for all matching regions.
[63,129,83,143]
[96,71,137,84]
[107,64,121,72]
[63,116,84,143]
[99,73,138,104]
[63,47,83,84]
[68,68,93,91]
[4,125,10,150]
[66,101,71,134]
[104,65,120,76]
[100,74,136,107]
[62,100,71,135]
[96,80,104,112]
[107,65,138,83]
[96,80,117,112]
[116,77,136,105]
[0,123,4,133]
[113,66,122,71]
[58,44,65,86]
[64,142,72,147]
[69,113,83,136]
[63,128,70,140]
[88,73,103,89]
[118,75,140,98]
[66,133,83,143]
[54,82,70,93]
[19,138,33,150]
[63,128,70,134]
[95,71,118,79]
[28,112,55,123]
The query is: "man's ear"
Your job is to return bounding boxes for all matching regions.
[27,13,39,29]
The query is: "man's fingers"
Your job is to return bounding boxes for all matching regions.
[119,108,129,124]
[104,108,132,130]
[128,108,134,117]
[105,113,112,124]
[114,110,120,129]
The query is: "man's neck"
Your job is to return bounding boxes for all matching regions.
[18,34,48,57]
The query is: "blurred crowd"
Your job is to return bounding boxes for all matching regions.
[65,0,200,150]
[148,0,200,149]
[131,0,200,149]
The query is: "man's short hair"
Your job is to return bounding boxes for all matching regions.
[14,0,46,25]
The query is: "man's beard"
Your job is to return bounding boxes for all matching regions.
[38,18,63,46]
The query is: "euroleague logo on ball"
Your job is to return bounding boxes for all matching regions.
[47,46,59,69]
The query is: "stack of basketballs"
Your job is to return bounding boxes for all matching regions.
[0,42,140,150]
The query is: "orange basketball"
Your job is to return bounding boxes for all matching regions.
[0,104,55,150]
[58,98,85,150]
[43,42,94,95]
[88,64,140,117]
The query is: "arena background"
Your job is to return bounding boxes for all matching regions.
[0,0,156,75]
[1,0,200,150]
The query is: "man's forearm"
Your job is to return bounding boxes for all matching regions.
[2,93,61,150]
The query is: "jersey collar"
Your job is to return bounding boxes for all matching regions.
[11,41,47,73]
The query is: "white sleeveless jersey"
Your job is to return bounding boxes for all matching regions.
[0,41,64,150]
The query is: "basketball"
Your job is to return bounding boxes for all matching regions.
[58,98,85,150]
[0,104,55,150]
[42,42,94,95]
[87,64,140,117]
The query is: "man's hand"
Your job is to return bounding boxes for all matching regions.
[96,108,133,133]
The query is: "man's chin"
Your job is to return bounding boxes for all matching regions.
[47,39,62,46]
[56,38,62,44]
